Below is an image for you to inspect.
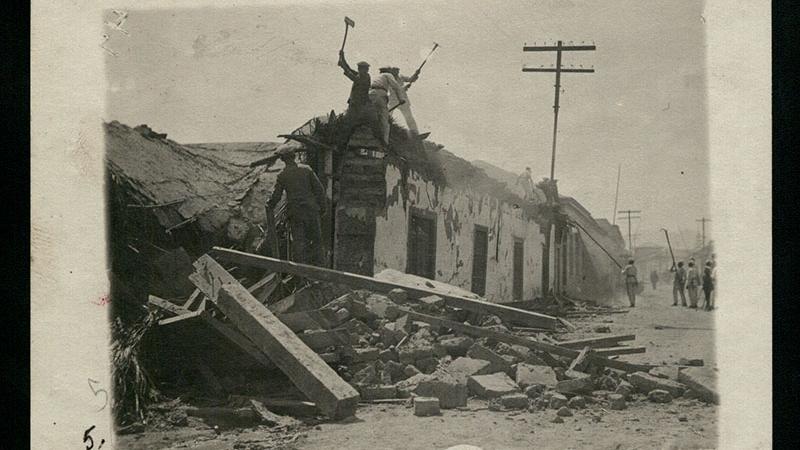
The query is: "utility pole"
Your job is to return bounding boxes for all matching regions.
[522,41,596,180]
[617,209,641,254]
[522,40,595,295]
[612,164,621,225]
[696,217,711,248]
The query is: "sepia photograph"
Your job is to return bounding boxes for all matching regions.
[30,0,772,449]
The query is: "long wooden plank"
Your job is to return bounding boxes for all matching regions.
[556,334,636,349]
[210,247,558,329]
[191,255,359,419]
[396,309,652,373]
[201,313,276,369]
[594,346,647,356]
[148,295,187,315]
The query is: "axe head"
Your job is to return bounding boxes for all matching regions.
[344,16,355,27]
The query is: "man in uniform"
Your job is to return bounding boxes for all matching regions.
[266,146,326,266]
[516,167,535,201]
[337,50,381,146]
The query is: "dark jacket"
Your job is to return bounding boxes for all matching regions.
[341,59,371,108]
[266,163,326,216]
[702,267,714,290]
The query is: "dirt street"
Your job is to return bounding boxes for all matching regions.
[117,283,718,450]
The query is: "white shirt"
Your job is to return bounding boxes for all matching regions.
[371,73,408,104]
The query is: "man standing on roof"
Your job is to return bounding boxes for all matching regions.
[337,51,381,145]
[266,146,326,266]
[368,67,410,145]
[386,67,420,139]
[516,167,535,201]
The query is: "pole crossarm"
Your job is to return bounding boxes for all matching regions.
[523,45,597,52]
[522,67,595,73]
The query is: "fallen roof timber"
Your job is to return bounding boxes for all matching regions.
[209,247,558,330]
[396,308,652,373]
[556,334,637,349]
[190,254,360,419]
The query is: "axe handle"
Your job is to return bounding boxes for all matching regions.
[340,23,350,52]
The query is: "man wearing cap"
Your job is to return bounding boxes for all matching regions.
[337,51,382,145]
[368,66,410,145]
[386,67,420,139]
[266,145,326,266]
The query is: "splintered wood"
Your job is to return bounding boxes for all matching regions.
[190,255,359,419]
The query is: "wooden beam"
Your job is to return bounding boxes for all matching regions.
[191,255,359,419]
[556,334,636,349]
[201,313,276,370]
[182,289,202,310]
[148,295,188,315]
[158,303,204,326]
[594,346,647,356]
[210,248,558,330]
[567,346,592,372]
[396,308,652,373]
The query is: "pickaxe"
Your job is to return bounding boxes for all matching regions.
[661,228,677,271]
[340,16,355,52]
[405,42,439,90]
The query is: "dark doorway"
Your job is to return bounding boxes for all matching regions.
[471,225,489,296]
[513,238,524,300]
[407,209,437,279]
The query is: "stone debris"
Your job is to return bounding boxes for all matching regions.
[555,373,594,395]
[467,372,520,399]
[607,393,627,410]
[647,389,673,403]
[677,367,718,404]
[556,406,574,417]
[413,396,441,416]
[467,343,513,375]
[548,393,568,409]
[567,396,586,409]
[614,380,635,400]
[628,372,687,398]
[515,363,558,388]
[443,357,494,381]
[498,392,530,410]
[414,371,469,408]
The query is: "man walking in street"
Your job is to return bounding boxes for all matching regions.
[650,269,659,290]
[621,259,639,307]
[671,261,687,306]
[685,260,702,308]
[266,146,327,266]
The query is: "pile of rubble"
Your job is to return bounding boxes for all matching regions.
[144,247,718,432]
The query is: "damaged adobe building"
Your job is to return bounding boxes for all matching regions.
[107,116,626,311]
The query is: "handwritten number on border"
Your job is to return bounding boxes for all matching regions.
[88,378,108,411]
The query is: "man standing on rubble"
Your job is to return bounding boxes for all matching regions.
[337,51,381,146]
[266,146,326,266]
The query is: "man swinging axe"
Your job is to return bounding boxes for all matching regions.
[336,16,384,146]
[385,42,439,141]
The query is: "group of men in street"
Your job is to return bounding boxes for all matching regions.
[671,256,717,310]
[621,255,717,311]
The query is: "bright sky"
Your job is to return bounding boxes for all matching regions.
[105,0,710,249]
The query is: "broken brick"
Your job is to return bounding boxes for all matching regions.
[413,397,440,416]
[629,372,687,398]
[468,372,520,399]
[677,367,718,404]
[515,363,558,388]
